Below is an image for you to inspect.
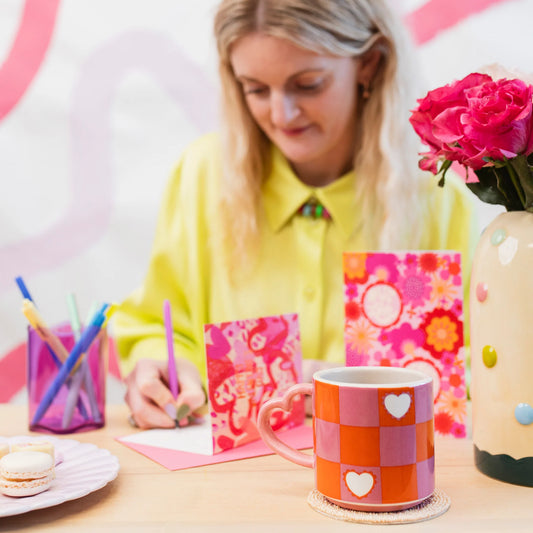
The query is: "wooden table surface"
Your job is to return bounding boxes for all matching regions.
[1,404,533,532]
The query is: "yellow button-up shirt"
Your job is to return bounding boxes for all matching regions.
[113,133,478,378]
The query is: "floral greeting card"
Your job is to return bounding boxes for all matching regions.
[205,313,304,453]
[343,252,467,438]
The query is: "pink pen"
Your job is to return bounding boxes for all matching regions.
[163,299,179,399]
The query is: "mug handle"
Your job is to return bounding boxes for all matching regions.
[257,382,313,468]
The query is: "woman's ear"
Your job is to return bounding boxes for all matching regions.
[356,47,383,90]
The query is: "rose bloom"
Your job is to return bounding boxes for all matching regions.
[409,73,491,173]
[461,78,533,162]
[411,73,533,173]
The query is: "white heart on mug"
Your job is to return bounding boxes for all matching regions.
[345,471,375,498]
[384,393,411,419]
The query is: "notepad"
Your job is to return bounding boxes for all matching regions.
[117,423,313,471]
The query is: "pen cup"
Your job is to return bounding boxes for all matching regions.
[27,322,108,433]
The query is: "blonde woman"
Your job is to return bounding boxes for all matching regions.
[114,0,478,429]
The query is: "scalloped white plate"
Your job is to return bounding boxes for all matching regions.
[0,435,119,518]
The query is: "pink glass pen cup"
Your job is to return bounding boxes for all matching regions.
[27,322,107,434]
[257,366,435,512]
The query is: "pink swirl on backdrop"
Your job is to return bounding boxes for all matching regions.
[0,0,519,399]
[0,0,61,121]
[405,0,510,44]
[0,31,216,292]
[0,2,510,292]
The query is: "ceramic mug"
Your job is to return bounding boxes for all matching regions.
[257,366,434,512]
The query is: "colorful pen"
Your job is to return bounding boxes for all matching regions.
[163,299,179,400]
[62,364,88,429]
[63,294,102,428]
[22,300,69,362]
[16,277,65,368]
[21,298,89,420]
[31,304,108,426]
[15,276,34,303]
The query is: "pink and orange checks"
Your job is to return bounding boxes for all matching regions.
[314,377,434,510]
[258,366,435,512]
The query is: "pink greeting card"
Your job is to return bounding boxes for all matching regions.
[118,424,313,471]
[343,252,467,438]
[117,313,306,468]
[205,313,304,453]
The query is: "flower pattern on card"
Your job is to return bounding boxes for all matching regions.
[343,252,467,438]
[204,313,304,454]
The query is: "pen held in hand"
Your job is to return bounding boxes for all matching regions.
[163,299,179,400]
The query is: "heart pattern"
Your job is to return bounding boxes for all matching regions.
[344,471,375,499]
[384,393,411,419]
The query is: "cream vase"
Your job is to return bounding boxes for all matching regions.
[470,210,533,486]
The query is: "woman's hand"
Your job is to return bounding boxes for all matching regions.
[124,357,206,429]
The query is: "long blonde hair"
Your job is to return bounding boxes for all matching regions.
[214,0,426,255]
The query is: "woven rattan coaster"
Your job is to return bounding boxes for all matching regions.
[308,488,451,525]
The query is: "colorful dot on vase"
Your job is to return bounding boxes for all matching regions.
[476,282,488,302]
[498,235,518,266]
[514,403,533,426]
[482,345,497,368]
[490,228,506,246]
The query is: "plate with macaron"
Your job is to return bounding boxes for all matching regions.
[0,436,119,517]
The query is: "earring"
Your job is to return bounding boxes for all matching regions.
[362,84,371,100]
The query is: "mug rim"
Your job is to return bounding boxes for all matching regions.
[313,366,432,388]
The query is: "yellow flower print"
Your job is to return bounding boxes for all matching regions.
[430,274,460,306]
[421,309,463,357]
[344,253,368,280]
[439,390,466,423]
[345,319,378,354]
[426,316,458,351]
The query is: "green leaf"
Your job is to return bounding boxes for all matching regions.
[494,166,524,210]
[436,159,452,187]
[471,166,523,211]
[509,155,533,212]
[466,182,508,205]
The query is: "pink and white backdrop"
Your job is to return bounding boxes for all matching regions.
[0,0,529,404]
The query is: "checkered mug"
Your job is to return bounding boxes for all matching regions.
[258,366,434,512]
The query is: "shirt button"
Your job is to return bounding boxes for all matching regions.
[304,286,315,299]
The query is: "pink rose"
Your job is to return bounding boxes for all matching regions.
[409,73,492,173]
[461,78,533,161]
[431,106,492,170]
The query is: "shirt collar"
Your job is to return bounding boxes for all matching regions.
[262,145,358,240]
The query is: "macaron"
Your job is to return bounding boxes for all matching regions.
[0,451,55,497]
[0,442,9,459]
[10,440,63,466]
[10,440,55,461]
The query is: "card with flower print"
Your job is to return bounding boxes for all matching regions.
[205,313,305,453]
[343,251,467,438]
